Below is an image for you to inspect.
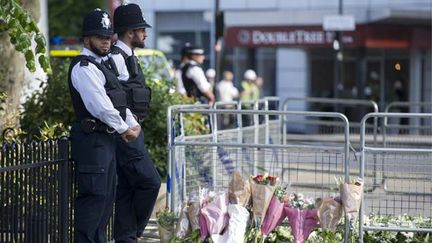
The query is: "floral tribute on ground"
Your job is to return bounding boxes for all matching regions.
[159,173,429,243]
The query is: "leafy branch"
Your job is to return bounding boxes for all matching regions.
[0,0,51,74]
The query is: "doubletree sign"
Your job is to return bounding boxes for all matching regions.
[226,25,431,49]
[226,26,357,48]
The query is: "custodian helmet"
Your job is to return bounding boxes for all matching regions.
[82,8,114,37]
[114,3,152,33]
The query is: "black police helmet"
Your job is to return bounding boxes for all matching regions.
[114,3,151,33]
[82,8,114,37]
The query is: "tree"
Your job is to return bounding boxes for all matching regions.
[0,0,51,73]
[0,0,51,131]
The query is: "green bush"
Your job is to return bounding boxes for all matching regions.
[20,57,73,138]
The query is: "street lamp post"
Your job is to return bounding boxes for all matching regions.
[334,0,344,100]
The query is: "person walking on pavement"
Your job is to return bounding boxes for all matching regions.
[181,45,215,105]
[68,8,140,243]
[111,3,161,242]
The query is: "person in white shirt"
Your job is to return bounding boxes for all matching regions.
[68,9,140,242]
[180,45,215,105]
[111,4,161,242]
[217,71,239,102]
[217,71,239,127]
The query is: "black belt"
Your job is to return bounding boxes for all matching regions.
[80,118,116,134]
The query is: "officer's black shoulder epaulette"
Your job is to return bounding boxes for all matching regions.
[80,59,89,66]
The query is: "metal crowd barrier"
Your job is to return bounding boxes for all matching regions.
[167,107,350,210]
[359,113,432,241]
[383,102,432,148]
[281,97,379,148]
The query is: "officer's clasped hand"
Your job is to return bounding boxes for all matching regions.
[121,125,141,142]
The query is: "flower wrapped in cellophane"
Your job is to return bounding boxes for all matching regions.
[228,171,251,207]
[211,172,251,243]
[284,193,319,243]
[199,192,230,241]
[211,204,250,243]
[337,177,363,222]
[249,174,278,227]
[261,185,287,236]
[316,197,343,232]
[173,202,190,240]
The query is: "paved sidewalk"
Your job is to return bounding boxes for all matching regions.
[137,182,167,242]
[138,219,160,242]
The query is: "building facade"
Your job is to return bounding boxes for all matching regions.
[132,0,432,112]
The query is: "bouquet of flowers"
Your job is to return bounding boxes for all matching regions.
[250,174,278,226]
[261,186,287,236]
[173,202,190,239]
[156,208,177,243]
[337,177,364,222]
[199,192,230,241]
[228,171,251,207]
[284,193,319,243]
[316,197,343,232]
[211,204,250,243]
[210,172,251,243]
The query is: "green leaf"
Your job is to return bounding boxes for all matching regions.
[35,33,47,53]
[38,55,52,74]
[25,50,36,72]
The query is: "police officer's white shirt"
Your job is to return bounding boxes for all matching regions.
[71,48,138,134]
[185,60,211,93]
[110,40,133,81]
[108,40,143,129]
[175,63,186,95]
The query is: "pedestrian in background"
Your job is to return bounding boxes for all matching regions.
[240,69,259,102]
[111,3,161,242]
[180,45,215,105]
[217,71,238,103]
[217,71,239,127]
[68,8,140,242]
[240,69,259,126]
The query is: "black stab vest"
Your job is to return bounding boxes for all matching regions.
[111,45,151,119]
[68,55,127,122]
[181,62,203,99]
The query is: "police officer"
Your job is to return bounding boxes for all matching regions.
[111,4,161,242]
[175,42,191,96]
[181,45,215,105]
[68,9,141,243]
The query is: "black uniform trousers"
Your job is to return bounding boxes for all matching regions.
[71,124,117,243]
[114,130,161,243]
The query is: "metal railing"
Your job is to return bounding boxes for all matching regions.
[167,107,352,241]
[0,138,69,242]
[359,113,432,241]
[0,138,115,242]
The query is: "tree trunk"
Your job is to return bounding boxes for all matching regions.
[0,0,40,130]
